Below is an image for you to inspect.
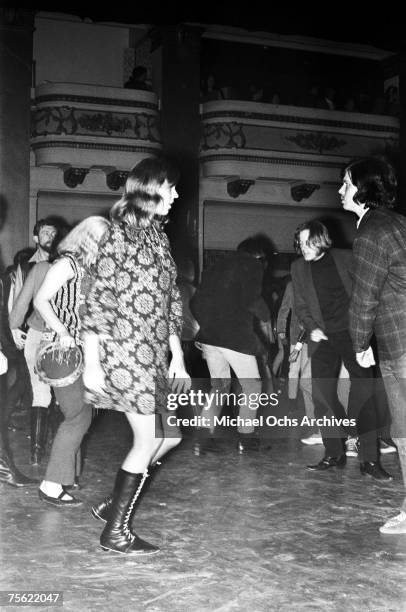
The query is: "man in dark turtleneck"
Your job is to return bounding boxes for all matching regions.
[291,220,391,479]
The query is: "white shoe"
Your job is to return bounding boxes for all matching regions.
[379,511,406,534]
[345,437,359,457]
[300,432,323,445]
[379,440,397,454]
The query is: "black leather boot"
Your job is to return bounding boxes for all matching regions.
[0,452,38,487]
[92,462,161,523]
[100,469,159,555]
[30,406,49,465]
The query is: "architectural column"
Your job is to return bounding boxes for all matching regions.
[0,9,34,268]
[153,25,203,263]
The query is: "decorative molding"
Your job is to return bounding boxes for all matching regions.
[200,153,345,168]
[227,179,255,198]
[63,167,89,188]
[201,122,246,151]
[291,183,320,202]
[32,107,160,141]
[35,94,157,110]
[201,110,400,134]
[31,140,159,153]
[106,170,129,191]
[286,132,346,154]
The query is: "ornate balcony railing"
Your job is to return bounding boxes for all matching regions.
[31,83,161,170]
[200,100,399,183]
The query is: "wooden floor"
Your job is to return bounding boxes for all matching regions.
[1,399,406,612]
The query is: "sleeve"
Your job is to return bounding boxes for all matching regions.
[244,259,270,322]
[349,232,388,352]
[168,275,183,337]
[82,228,119,336]
[276,282,292,333]
[291,263,319,333]
[9,266,36,329]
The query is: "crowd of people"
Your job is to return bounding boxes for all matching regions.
[200,73,400,117]
[1,154,406,558]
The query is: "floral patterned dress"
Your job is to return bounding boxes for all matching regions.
[82,221,183,414]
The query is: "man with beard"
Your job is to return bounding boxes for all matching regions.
[9,218,62,465]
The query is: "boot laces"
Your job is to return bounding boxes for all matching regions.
[122,469,149,540]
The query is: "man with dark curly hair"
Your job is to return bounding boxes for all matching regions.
[342,156,406,534]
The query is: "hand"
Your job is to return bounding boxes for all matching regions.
[310,328,328,343]
[168,358,191,393]
[12,329,26,350]
[58,330,75,349]
[356,347,376,368]
[289,348,301,363]
[278,332,287,346]
[83,362,106,394]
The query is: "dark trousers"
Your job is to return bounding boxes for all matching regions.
[45,376,92,485]
[311,330,377,461]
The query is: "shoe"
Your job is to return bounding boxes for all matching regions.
[193,437,223,455]
[237,435,260,454]
[379,511,406,534]
[65,478,81,491]
[38,487,83,507]
[379,439,397,455]
[301,432,323,445]
[0,455,38,487]
[100,469,159,555]
[307,455,346,471]
[360,462,393,481]
[345,437,359,457]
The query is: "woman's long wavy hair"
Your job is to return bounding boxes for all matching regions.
[57,216,110,269]
[110,156,179,228]
[345,156,397,209]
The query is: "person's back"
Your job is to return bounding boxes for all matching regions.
[193,251,267,355]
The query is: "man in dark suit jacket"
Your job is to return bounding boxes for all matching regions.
[342,157,406,534]
[291,220,390,478]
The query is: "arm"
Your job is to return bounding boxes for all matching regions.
[349,233,388,352]
[33,258,75,348]
[244,260,270,321]
[9,265,36,329]
[291,263,327,343]
[276,281,292,339]
[168,270,191,391]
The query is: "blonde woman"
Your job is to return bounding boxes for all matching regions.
[82,157,190,555]
[34,216,110,506]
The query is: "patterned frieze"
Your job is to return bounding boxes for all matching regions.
[31,82,162,169]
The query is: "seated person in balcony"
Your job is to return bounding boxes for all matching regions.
[124,66,152,91]
[200,74,224,102]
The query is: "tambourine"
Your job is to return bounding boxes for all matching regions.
[35,341,83,387]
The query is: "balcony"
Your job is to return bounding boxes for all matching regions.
[200,100,399,184]
[31,82,161,171]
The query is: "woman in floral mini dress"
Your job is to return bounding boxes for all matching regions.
[82,157,190,556]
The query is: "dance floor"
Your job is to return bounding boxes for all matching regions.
[1,401,406,612]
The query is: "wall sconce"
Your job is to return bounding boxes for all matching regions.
[63,167,89,189]
[291,183,320,202]
[227,179,255,199]
[106,170,129,191]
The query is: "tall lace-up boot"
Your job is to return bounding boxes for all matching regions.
[99,468,159,555]
[92,461,162,523]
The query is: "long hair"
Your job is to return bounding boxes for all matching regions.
[345,157,397,209]
[57,216,110,269]
[110,156,179,228]
[293,220,332,255]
